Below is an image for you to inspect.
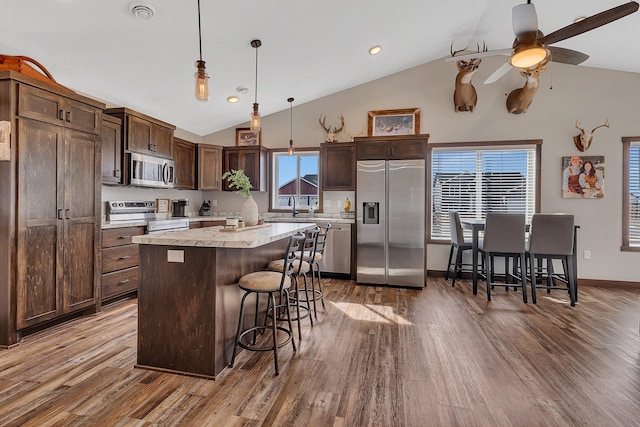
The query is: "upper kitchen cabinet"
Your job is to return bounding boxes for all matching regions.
[105,107,175,159]
[101,114,123,185]
[0,71,104,346]
[222,146,268,192]
[355,134,429,160]
[173,137,196,190]
[321,142,355,191]
[197,144,223,190]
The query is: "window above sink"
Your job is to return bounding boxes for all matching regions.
[270,149,322,214]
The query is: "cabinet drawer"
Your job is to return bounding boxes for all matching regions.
[102,244,139,273]
[102,226,145,247]
[202,221,225,227]
[102,267,139,300]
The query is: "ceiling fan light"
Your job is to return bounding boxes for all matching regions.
[511,47,547,68]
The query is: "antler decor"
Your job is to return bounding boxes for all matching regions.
[573,119,610,151]
[319,114,345,142]
[343,125,366,142]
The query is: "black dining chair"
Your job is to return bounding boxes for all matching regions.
[445,211,475,287]
[527,214,577,306]
[479,213,528,303]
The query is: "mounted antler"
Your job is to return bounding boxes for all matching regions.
[343,125,366,142]
[319,113,345,142]
[451,42,487,112]
[573,119,610,151]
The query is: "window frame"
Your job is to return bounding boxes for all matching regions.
[622,136,640,252]
[427,139,542,244]
[269,148,322,213]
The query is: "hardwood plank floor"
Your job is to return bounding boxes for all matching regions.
[0,277,639,426]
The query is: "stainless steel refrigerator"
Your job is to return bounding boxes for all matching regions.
[356,159,425,288]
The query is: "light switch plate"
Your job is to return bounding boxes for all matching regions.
[167,250,184,263]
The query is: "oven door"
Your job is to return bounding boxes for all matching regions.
[130,153,175,188]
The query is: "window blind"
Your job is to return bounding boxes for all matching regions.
[431,146,537,240]
[629,142,640,245]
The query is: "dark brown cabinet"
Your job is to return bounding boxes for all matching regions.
[174,138,196,189]
[101,226,144,302]
[105,107,175,160]
[101,114,123,185]
[197,144,222,190]
[0,75,104,342]
[321,142,356,191]
[222,146,268,192]
[355,134,429,160]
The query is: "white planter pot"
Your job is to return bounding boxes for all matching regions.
[242,196,259,226]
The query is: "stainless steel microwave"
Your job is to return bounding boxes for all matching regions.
[129,153,175,188]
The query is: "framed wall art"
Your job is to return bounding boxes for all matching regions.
[156,198,170,213]
[236,128,261,146]
[561,155,605,199]
[367,108,420,136]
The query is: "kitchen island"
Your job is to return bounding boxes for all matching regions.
[132,222,314,379]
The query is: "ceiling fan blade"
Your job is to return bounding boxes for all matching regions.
[542,1,639,45]
[548,46,589,65]
[512,3,539,41]
[484,61,513,84]
[444,48,512,62]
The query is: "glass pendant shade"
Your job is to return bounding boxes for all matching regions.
[251,103,261,131]
[195,60,209,101]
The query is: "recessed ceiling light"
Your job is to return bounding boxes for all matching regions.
[369,45,382,55]
[227,96,239,103]
[129,3,155,19]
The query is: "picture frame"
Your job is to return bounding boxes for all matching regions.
[156,198,170,213]
[368,108,420,136]
[561,155,605,199]
[235,128,261,146]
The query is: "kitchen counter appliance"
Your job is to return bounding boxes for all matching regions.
[107,200,189,233]
[129,153,175,188]
[356,159,425,288]
[172,199,189,217]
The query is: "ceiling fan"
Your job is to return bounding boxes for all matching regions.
[446,1,639,84]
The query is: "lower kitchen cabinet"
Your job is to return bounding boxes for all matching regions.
[101,226,144,302]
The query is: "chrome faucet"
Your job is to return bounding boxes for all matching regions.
[289,195,298,217]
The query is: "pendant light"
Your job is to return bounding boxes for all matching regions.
[194,0,209,101]
[250,39,262,131]
[287,97,295,155]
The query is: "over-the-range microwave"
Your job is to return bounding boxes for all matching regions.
[129,152,175,188]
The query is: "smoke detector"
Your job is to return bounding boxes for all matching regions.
[130,3,156,20]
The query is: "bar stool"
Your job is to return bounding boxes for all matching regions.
[296,224,330,319]
[527,214,577,306]
[229,232,305,376]
[479,213,528,303]
[267,227,317,339]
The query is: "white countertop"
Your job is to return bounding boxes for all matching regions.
[132,222,315,249]
[103,214,353,229]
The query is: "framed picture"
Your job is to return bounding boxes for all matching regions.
[235,128,261,146]
[561,155,605,199]
[368,108,420,136]
[156,198,170,213]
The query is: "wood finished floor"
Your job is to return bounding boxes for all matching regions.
[1,277,639,426]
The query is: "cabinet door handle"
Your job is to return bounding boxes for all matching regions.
[58,109,65,121]
[66,111,72,122]
[117,279,131,285]
[118,255,131,260]
[117,235,131,239]
[65,209,70,219]
[57,209,64,220]
[114,169,121,178]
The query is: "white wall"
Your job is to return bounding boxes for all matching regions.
[202,57,640,282]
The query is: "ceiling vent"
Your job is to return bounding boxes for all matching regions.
[130,3,156,20]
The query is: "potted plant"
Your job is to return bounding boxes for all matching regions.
[222,169,258,226]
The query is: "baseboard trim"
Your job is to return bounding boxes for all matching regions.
[427,270,640,289]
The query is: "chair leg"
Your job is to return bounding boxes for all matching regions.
[529,253,537,304]
[566,256,576,307]
[446,244,455,280]
[485,253,492,302]
[270,293,279,375]
[452,247,462,287]
[315,262,326,310]
[229,291,250,368]
[519,253,527,303]
[292,276,302,341]
[284,289,297,353]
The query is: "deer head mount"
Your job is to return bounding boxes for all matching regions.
[319,113,344,142]
[505,59,548,114]
[451,42,487,113]
[573,119,609,151]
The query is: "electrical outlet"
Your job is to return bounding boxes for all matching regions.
[583,250,591,260]
[337,199,343,208]
[324,200,331,208]
[167,250,184,263]
[211,199,217,206]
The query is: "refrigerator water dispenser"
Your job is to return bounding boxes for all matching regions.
[363,202,379,224]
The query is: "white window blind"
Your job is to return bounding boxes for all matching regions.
[431,145,537,240]
[629,142,640,245]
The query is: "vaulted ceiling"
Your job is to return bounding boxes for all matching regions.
[2,0,638,136]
